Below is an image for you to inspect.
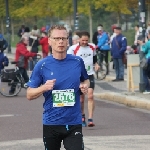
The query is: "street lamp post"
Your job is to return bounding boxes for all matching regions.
[5,0,11,53]
[138,0,146,92]
[73,0,79,31]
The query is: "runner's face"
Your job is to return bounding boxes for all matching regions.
[49,29,68,53]
[79,36,89,47]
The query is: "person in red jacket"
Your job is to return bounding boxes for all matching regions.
[39,32,49,58]
[9,35,41,94]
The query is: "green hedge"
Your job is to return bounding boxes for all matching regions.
[122,29,135,46]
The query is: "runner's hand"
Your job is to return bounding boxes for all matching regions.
[42,79,56,92]
[95,63,100,72]
[79,83,88,94]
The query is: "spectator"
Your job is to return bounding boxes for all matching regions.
[39,32,49,58]
[96,26,110,75]
[111,27,127,81]
[17,25,25,38]
[28,29,40,71]
[0,32,8,52]
[138,30,150,94]
[9,35,41,95]
[22,27,30,38]
[92,24,103,45]
[32,25,40,37]
[134,25,140,46]
[0,51,9,73]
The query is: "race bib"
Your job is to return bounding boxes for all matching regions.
[86,65,90,71]
[52,89,75,107]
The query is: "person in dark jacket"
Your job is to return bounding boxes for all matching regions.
[17,25,25,38]
[0,51,9,73]
[0,33,8,52]
[28,29,40,70]
[111,27,127,81]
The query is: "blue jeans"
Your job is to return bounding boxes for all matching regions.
[29,56,37,71]
[113,58,124,79]
[143,69,150,91]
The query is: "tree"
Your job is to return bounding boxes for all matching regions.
[0,0,6,34]
[78,0,104,41]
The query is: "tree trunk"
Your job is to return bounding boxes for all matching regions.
[34,16,37,24]
[117,12,120,26]
[89,5,93,42]
[125,15,128,31]
[11,18,15,42]
[0,17,4,35]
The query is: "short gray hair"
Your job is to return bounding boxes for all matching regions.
[48,25,67,37]
[72,35,79,40]
[20,35,29,42]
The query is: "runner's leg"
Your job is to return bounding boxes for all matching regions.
[87,75,95,127]
[63,125,84,150]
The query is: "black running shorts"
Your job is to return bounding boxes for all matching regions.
[43,124,84,150]
[88,74,95,89]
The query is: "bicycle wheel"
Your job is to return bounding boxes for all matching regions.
[95,63,107,80]
[0,74,22,97]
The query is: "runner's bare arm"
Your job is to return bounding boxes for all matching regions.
[80,79,90,94]
[26,86,45,100]
[27,79,56,100]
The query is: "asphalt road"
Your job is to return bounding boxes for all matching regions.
[0,88,150,150]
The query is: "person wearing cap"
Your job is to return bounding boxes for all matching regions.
[111,27,127,81]
[92,24,103,46]
[96,26,110,74]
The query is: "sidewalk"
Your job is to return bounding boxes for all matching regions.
[5,47,150,111]
[94,65,150,111]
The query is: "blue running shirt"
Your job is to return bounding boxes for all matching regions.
[27,54,88,125]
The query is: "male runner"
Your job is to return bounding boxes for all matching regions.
[26,25,89,150]
[67,31,99,127]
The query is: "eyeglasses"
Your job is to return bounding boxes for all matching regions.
[50,37,68,41]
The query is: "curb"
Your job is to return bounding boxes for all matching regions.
[94,92,150,110]
[104,76,127,82]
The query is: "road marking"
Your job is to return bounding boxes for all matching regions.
[0,114,14,117]
[0,135,150,150]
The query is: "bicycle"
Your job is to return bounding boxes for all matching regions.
[0,56,42,97]
[0,62,27,97]
[95,50,107,80]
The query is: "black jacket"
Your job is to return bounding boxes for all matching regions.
[29,37,39,53]
[92,31,98,45]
